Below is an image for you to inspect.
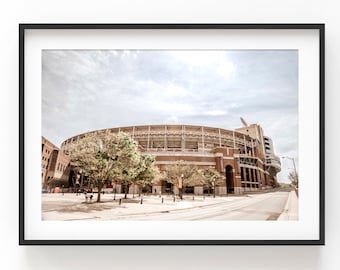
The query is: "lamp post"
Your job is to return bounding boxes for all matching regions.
[113,180,117,200]
[282,156,298,187]
[179,174,184,200]
[212,182,215,198]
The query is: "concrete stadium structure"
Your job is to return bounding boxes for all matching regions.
[60,123,281,195]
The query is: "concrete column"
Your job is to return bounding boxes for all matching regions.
[201,126,205,151]
[243,135,247,154]
[245,167,251,190]
[152,185,162,195]
[234,187,243,195]
[164,125,167,150]
[181,125,185,151]
[233,131,236,149]
[216,186,226,195]
[147,126,151,150]
[251,169,256,189]
[241,166,246,184]
[115,184,122,194]
[128,184,139,195]
[234,175,242,189]
[256,169,261,189]
[251,139,254,156]
[218,128,222,147]
[194,186,203,195]
[260,170,265,187]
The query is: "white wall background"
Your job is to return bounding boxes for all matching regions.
[0,1,338,269]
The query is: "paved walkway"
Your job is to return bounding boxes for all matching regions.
[42,190,298,221]
[42,193,244,220]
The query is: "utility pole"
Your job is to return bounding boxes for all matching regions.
[282,156,298,187]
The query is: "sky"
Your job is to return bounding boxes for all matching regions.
[42,50,298,183]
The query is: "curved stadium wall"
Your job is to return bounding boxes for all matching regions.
[61,124,281,195]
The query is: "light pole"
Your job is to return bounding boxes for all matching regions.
[282,156,298,187]
[113,180,117,200]
[212,181,215,198]
[179,174,184,200]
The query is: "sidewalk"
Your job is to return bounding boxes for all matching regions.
[42,191,297,221]
[277,190,299,220]
[42,193,241,221]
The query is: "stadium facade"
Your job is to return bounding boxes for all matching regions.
[59,123,281,195]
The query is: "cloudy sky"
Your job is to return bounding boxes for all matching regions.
[42,50,298,183]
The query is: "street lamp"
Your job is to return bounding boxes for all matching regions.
[282,156,298,187]
[113,180,117,200]
[212,181,215,198]
[179,174,184,200]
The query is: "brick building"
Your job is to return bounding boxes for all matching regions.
[61,123,281,195]
[42,136,70,190]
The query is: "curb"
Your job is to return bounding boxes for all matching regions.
[278,191,298,221]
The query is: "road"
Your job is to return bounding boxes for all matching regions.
[116,191,291,221]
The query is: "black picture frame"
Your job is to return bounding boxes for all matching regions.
[19,23,325,245]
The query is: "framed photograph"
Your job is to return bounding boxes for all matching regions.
[19,24,325,245]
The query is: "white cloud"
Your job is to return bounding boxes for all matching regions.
[163,83,189,97]
[169,50,236,81]
[166,116,179,123]
[217,61,235,79]
[161,103,194,114]
[230,103,240,109]
[203,110,228,116]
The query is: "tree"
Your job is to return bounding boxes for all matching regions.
[162,160,199,199]
[114,133,143,199]
[67,134,119,202]
[135,154,160,196]
[199,167,225,198]
[68,132,160,201]
[288,171,298,187]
